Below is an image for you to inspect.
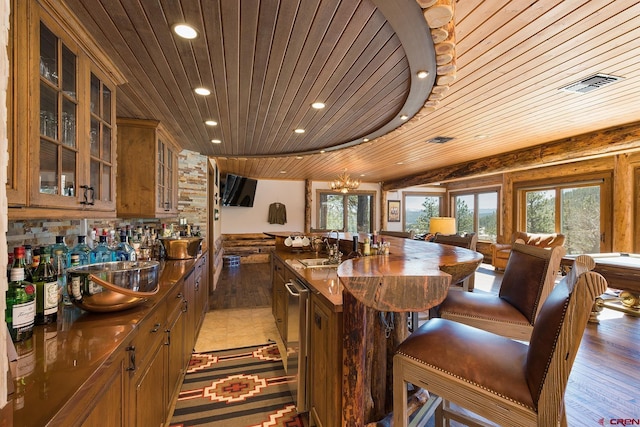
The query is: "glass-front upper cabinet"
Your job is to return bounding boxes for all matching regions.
[8,0,124,217]
[157,137,177,213]
[37,22,79,201]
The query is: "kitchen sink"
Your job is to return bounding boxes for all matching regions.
[298,258,338,269]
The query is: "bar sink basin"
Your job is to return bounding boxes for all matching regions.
[298,258,338,269]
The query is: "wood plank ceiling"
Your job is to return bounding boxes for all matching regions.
[62,0,640,187]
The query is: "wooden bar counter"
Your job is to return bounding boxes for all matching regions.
[5,253,208,427]
[268,232,483,426]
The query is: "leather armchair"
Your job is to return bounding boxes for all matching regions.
[491,231,565,271]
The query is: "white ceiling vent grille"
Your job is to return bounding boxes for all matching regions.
[559,73,624,94]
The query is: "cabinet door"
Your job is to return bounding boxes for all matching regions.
[87,68,116,211]
[81,352,126,427]
[130,342,166,427]
[309,294,343,427]
[166,298,186,410]
[156,137,178,215]
[29,17,82,209]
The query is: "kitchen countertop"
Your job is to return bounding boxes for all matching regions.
[6,253,205,427]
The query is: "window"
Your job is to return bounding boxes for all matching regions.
[452,190,499,242]
[317,191,375,233]
[403,193,443,236]
[520,182,604,254]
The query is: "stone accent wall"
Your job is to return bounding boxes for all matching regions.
[178,149,208,240]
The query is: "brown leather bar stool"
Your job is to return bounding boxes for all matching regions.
[393,255,606,427]
[436,243,565,341]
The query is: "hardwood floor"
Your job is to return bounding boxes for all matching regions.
[207,261,640,425]
[208,262,272,309]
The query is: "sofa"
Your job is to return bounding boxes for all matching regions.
[491,231,565,271]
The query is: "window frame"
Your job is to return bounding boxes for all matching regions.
[449,186,501,243]
[513,172,612,253]
[315,189,376,233]
[401,192,444,235]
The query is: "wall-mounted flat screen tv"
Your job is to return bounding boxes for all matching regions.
[222,174,258,207]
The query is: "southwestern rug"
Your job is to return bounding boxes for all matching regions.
[169,343,304,427]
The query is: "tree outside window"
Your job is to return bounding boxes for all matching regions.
[453,191,498,242]
[317,191,374,233]
[403,194,443,236]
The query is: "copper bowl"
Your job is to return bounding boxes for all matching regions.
[159,237,203,259]
[67,261,160,312]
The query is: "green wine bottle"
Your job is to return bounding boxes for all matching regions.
[6,267,36,342]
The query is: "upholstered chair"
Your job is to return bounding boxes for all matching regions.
[491,231,565,271]
[393,255,606,427]
[437,243,565,341]
[432,233,478,291]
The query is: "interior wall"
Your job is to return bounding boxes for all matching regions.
[221,179,305,234]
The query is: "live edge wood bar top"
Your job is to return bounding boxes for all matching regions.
[7,253,206,427]
[268,231,484,310]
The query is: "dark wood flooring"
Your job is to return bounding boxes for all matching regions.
[209,261,640,425]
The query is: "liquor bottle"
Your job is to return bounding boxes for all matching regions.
[116,230,137,261]
[50,235,70,268]
[53,248,71,306]
[346,236,363,259]
[70,235,92,266]
[32,249,58,325]
[363,236,371,256]
[91,235,115,264]
[6,267,36,342]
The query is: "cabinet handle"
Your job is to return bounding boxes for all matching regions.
[126,345,136,371]
[165,330,171,346]
[151,322,161,333]
[182,299,188,313]
[80,185,95,206]
[314,313,322,330]
[177,292,183,299]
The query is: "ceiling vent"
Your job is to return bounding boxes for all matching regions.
[427,136,454,144]
[559,73,624,94]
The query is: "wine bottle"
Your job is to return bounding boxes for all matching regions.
[32,250,58,325]
[6,267,36,342]
[346,236,363,259]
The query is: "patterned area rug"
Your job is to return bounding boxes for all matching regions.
[169,343,304,427]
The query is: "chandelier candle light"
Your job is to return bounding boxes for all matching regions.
[331,170,360,193]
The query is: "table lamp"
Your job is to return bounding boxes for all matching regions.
[429,217,457,235]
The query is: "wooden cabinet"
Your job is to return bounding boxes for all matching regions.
[7,0,124,218]
[272,256,288,340]
[81,351,126,427]
[117,118,180,218]
[166,285,187,411]
[309,293,343,427]
[125,303,167,426]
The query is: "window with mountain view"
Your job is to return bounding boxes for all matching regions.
[403,193,443,236]
[453,191,498,242]
[523,185,601,254]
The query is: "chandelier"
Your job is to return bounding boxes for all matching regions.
[330,170,360,193]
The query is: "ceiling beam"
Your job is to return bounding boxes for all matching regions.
[383,121,640,190]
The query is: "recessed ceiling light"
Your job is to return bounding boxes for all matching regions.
[474,134,488,139]
[210,139,221,144]
[294,128,305,134]
[320,150,326,154]
[311,102,325,109]
[417,70,429,79]
[363,138,369,142]
[194,87,210,96]
[400,115,408,121]
[397,161,404,165]
[279,170,287,174]
[173,24,198,39]
[205,120,218,126]
[295,156,303,160]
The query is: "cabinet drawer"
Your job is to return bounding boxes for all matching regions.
[166,282,186,316]
[132,304,167,368]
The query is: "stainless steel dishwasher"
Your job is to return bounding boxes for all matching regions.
[285,278,310,413]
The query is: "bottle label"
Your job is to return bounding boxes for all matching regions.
[12,300,36,329]
[71,276,82,300]
[88,280,103,295]
[44,280,58,315]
